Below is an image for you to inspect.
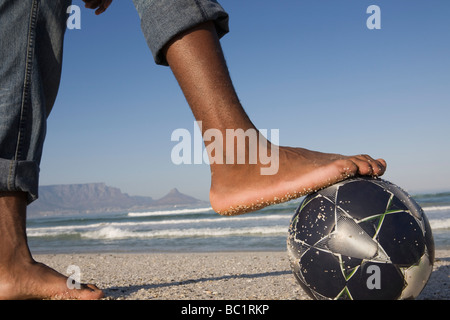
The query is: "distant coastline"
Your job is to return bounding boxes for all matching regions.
[28,183,206,217]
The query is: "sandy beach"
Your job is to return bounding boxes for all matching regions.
[34,249,449,300]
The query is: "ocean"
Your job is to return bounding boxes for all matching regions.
[27,192,450,254]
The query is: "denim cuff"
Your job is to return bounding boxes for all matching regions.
[134,0,229,65]
[0,158,39,204]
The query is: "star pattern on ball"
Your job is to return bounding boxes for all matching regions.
[287,177,435,300]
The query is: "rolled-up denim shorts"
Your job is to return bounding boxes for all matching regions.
[0,0,229,204]
[132,0,229,65]
[0,0,71,204]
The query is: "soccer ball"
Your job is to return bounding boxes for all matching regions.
[287,177,435,300]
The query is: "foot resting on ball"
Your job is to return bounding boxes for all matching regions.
[209,142,386,215]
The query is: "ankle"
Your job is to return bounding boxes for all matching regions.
[0,191,32,266]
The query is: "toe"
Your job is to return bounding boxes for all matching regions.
[80,284,104,299]
[351,154,387,177]
[334,159,359,179]
[352,154,375,176]
[373,158,387,176]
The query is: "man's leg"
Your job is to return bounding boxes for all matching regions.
[0,192,103,300]
[163,22,387,215]
[132,0,386,215]
[0,0,103,300]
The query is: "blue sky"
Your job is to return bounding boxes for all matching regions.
[40,0,450,201]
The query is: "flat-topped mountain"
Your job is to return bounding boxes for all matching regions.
[28,183,205,216]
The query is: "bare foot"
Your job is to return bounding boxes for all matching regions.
[209,145,386,215]
[0,258,104,300]
[0,192,104,300]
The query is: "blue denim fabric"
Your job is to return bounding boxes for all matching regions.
[132,0,229,65]
[0,0,70,203]
[0,0,227,203]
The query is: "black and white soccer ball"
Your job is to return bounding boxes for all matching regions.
[287,177,435,300]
